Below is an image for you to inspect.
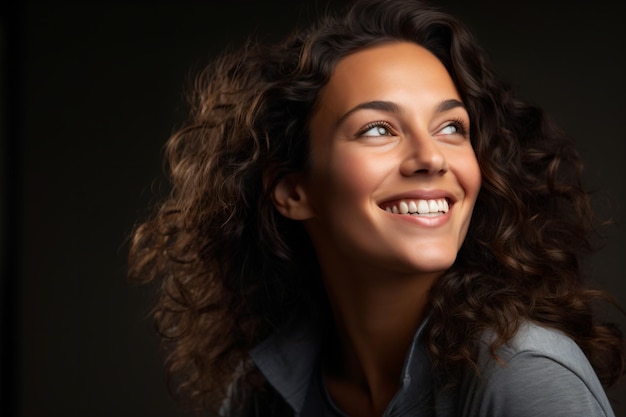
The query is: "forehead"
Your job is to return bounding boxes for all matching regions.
[310,41,461,129]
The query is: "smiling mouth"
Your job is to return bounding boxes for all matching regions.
[380,198,450,216]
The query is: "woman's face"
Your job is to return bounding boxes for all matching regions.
[299,41,481,279]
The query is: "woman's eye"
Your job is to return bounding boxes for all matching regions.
[439,120,468,136]
[440,124,459,135]
[359,122,393,137]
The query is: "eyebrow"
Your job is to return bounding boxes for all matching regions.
[436,99,465,113]
[336,98,466,126]
[337,100,400,125]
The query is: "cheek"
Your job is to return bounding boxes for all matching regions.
[455,148,482,199]
[325,148,390,201]
[456,150,481,241]
[469,160,482,199]
[334,155,375,195]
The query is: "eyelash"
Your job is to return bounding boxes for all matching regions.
[356,120,394,137]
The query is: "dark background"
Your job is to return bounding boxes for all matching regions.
[1,0,625,416]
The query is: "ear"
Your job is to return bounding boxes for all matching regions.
[271,173,315,220]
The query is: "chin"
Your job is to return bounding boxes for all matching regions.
[403,249,458,275]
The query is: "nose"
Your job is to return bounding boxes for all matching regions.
[399,130,448,176]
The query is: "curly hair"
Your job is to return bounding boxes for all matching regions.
[128,0,624,413]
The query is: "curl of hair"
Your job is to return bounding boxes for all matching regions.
[128,0,624,412]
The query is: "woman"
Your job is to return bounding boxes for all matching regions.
[129,0,624,415]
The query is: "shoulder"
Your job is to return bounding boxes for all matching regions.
[459,322,615,417]
[485,321,595,376]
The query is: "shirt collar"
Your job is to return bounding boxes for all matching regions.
[250,317,433,415]
[249,318,321,413]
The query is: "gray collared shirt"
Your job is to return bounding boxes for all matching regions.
[248,320,615,416]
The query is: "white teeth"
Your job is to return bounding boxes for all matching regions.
[383,198,450,215]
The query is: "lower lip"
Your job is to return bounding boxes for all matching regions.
[383,206,453,227]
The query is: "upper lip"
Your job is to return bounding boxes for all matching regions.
[378,189,458,207]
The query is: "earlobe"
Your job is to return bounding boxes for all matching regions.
[271,173,315,220]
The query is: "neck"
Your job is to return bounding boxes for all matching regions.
[321,265,440,416]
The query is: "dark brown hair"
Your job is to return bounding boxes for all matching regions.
[128,0,624,413]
